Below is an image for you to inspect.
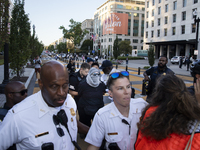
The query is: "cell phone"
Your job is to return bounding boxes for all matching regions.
[41,142,54,150]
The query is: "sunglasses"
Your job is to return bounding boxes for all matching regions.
[110,71,129,79]
[10,89,28,96]
[92,72,100,76]
[53,115,65,137]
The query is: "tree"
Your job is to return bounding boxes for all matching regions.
[119,40,132,56]
[9,0,31,78]
[148,43,155,67]
[48,45,54,51]
[80,39,93,52]
[57,42,67,53]
[113,36,120,59]
[0,0,10,51]
[59,19,89,49]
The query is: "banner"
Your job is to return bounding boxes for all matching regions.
[103,13,128,35]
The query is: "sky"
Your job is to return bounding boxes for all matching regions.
[23,0,107,46]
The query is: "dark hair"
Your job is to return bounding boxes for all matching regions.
[138,74,200,140]
[81,63,91,70]
[159,55,168,61]
[107,72,129,89]
[91,62,99,68]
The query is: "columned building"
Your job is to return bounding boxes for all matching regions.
[144,0,200,59]
[93,0,145,56]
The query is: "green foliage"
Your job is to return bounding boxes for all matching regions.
[59,19,89,48]
[0,0,10,50]
[9,0,31,77]
[148,43,155,67]
[113,36,120,59]
[48,45,54,51]
[80,39,93,52]
[119,40,132,56]
[57,42,67,53]
[143,66,151,69]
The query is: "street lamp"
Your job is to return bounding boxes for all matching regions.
[193,9,200,57]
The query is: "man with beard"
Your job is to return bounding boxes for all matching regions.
[143,56,174,102]
[0,61,88,150]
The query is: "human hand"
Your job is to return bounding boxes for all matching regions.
[194,78,200,104]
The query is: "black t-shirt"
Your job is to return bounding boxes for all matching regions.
[67,62,75,74]
[78,81,106,107]
[69,71,86,104]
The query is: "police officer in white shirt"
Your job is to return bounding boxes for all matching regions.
[0,61,88,150]
[85,71,148,150]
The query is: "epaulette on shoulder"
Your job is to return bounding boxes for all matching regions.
[130,98,148,105]
[96,104,111,116]
[11,99,36,114]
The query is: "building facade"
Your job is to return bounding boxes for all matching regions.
[93,0,145,56]
[144,0,200,59]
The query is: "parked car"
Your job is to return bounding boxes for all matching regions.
[171,56,185,64]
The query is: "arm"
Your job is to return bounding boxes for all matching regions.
[87,144,99,150]
[77,120,89,134]
[69,90,78,97]
[143,71,150,81]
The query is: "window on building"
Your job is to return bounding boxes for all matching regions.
[109,38,112,42]
[158,7,161,15]
[159,0,161,3]
[101,39,103,43]
[141,40,143,43]
[133,39,138,43]
[134,13,139,17]
[152,9,154,16]
[126,12,131,16]
[141,46,143,50]
[172,27,176,35]
[173,1,177,10]
[182,11,186,20]
[181,25,185,34]
[125,39,130,41]
[157,29,160,37]
[133,46,137,49]
[183,0,187,7]
[104,39,106,42]
[152,0,155,6]
[194,0,198,3]
[142,7,145,11]
[134,7,139,10]
[117,11,123,13]
[117,5,123,9]
[118,38,122,42]
[158,18,161,26]
[152,20,154,27]
[151,30,154,37]
[165,16,168,24]
[192,24,196,33]
[133,20,139,36]
[146,31,148,38]
[172,14,176,23]
[146,21,148,28]
[147,1,149,8]
[146,11,149,18]
[141,20,144,37]
[164,28,167,36]
[105,6,107,10]
[165,4,168,12]
[142,14,145,17]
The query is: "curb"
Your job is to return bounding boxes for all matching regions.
[25,69,35,88]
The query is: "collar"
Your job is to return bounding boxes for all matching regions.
[37,91,72,118]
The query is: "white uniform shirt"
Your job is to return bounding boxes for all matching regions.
[100,68,120,85]
[85,98,148,150]
[0,91,77,150]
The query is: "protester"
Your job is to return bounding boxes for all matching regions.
[91,62,99,69]
[85,71,148,150]
[87,58,94,66]
[34,55,42,81]
[135,74,200,150]
[67,58,75,74]
[0,61,88,150]
[185,56,190,71]
[69,63,91,106]
[143,55,174,102]
[78,68,106,127]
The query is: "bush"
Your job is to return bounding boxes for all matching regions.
[117,56,145,60]
[143,66,151,69]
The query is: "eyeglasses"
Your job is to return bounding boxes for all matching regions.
[92,72,100,76]
[10,89,28,96]
[53,115,65,137]
[110,71,129,79]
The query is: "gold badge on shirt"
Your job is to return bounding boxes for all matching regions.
[70,108,75,116]
[163,73,166,75]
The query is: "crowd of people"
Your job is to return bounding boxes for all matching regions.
[0,54,200,150]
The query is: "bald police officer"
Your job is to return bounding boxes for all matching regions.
[0,61,87,150]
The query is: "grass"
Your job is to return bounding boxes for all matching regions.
[0,59,4,65]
